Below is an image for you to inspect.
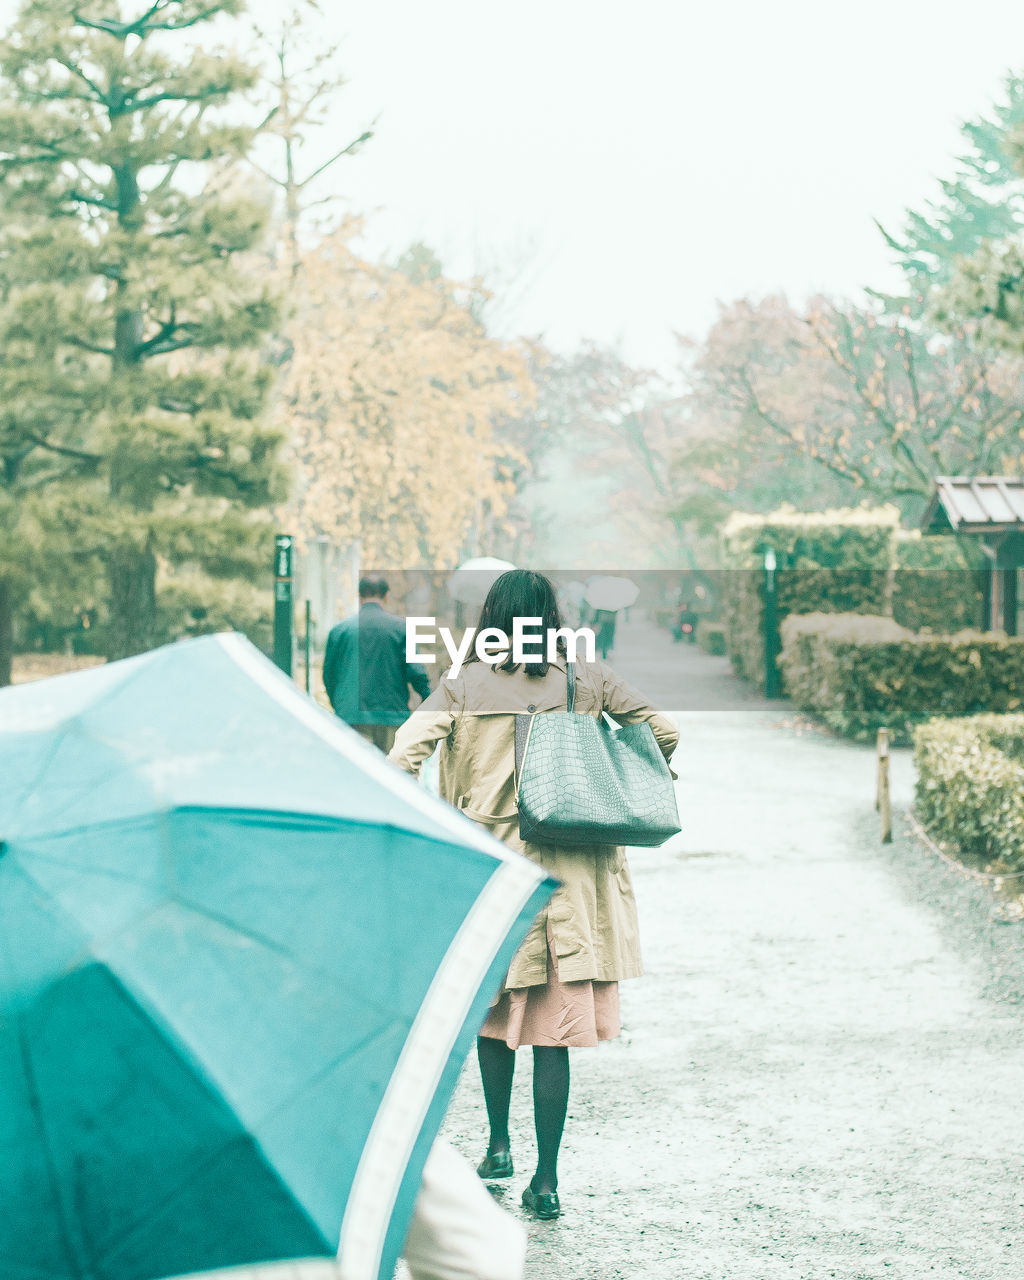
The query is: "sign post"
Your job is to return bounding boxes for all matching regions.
[876,727,892,843]
[304,599,312,694]
[763,547,781,699]
[273,534,294,677]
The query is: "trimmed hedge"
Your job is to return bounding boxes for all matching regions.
[779,612,1024,742]
[719,506,989,691]
[893,530,986,633]
[720,506,898,689]
[697,620,727,656]
[914,715,1024,871]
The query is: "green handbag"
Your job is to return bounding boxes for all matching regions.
[513,663,680,847]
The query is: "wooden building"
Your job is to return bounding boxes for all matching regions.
[921,476,1024,635]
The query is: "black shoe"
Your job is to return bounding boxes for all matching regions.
[521,1182,560,1220]
[477,1150,514,1179]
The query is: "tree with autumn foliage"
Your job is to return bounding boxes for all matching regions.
[499,342,692,566]
[277,224,533,567]
[0,0,284,675]
[674,294,1024,530]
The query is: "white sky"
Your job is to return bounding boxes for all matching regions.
[5,1,1024,368]
[261,0,1024,367]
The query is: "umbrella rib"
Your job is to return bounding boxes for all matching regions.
[5,726,73,838]
[2,653,167,836]
[165,897,303,964]
[89,1133,334,1272]
[9,805,463,864]
[254,1017,408,1129]
[15,1019,90,1279]
[75,969,337,1271]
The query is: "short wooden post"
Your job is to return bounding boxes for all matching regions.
[303,599,312,695]
[876,727,892,843]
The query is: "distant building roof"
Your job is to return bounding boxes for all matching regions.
[922,476,1024,534]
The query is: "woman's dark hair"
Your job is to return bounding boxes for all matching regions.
[465,569,565,676]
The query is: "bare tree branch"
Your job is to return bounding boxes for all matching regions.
[297,129,373,188]
[65,337,116,356]
[23,430,101,464]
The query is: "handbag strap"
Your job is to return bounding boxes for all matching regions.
[514,662,576,806]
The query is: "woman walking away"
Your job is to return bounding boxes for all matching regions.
[388,570,678,1221]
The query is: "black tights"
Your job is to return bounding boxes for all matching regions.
[477,1036,569,1195]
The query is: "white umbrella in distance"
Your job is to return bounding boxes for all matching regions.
[447,558,516,607]
[584,576,640,611]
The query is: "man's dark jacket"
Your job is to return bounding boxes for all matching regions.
[322,602,431,726]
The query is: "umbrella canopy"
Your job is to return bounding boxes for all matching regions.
[446,557,515,606]
[0,634,553,1280]
[584,576,640,611]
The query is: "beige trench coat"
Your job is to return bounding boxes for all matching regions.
[388,656,679,990]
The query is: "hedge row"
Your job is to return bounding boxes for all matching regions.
[778,612,1024,742]
[719,507,988,691]
[696,620,727,656]
[914,715,1024,872]
[720,506,897,688]
[892,530,986,633]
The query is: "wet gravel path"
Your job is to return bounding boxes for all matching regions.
[442,640,1024,1279]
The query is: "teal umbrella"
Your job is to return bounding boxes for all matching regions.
[0,634,553,1280]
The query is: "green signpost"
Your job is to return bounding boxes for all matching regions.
[273,534,294,676]
[763,547,782,699]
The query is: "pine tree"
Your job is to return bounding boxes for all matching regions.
[877,74,1024,302]
[0,0,284,667]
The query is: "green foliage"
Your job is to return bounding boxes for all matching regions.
[0,0,283,664]
[932,236,1024,357]
[779,613,1024,742]
[696,619,727,656]
[672,296,1024,539]
[720,507,898,688]
[878,73,1024,302]
[721,508,994,692]
[892,530,986,632]
[156,563,273,653]
[914,715,1024,871]
[903,72,1024,357]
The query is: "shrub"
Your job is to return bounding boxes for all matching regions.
[892,530,986,633]
[779,612,1024,741]
[156,567,273,654]
[914,715,1024,871]
[697,620,727,656]
[720,506,899,690]
[719,506,992,690]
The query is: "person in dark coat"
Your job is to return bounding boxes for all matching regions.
[322,576,432,751]
[591,608,618,660]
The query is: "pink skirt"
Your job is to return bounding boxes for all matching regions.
[479,930,621,1049]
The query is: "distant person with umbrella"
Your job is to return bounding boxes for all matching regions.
[389,570,678,1222]
[323,575,432,752]
[585,576,640,661]
[591,608,617,659]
